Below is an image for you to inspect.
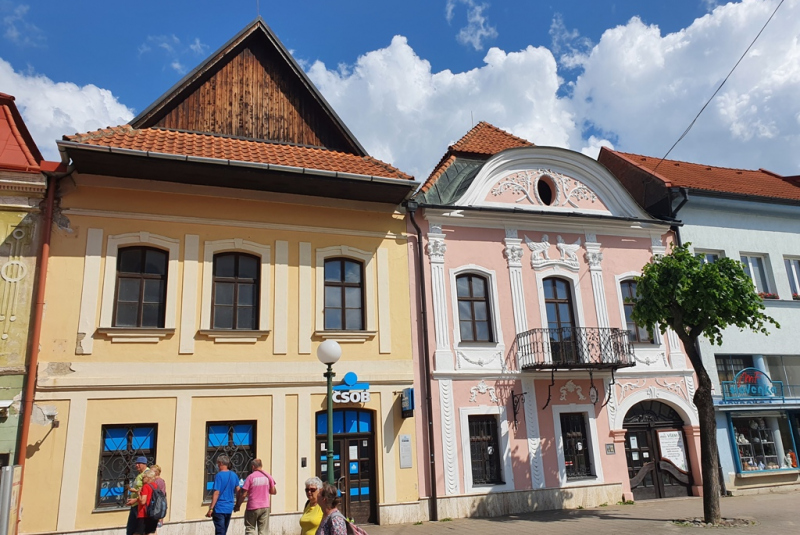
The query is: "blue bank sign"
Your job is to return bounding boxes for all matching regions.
[332,372,371,403]
[721,367,784,402]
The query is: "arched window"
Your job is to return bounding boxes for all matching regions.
[212,252,260,330]
[543,277,577,362]
[620,280,651,343]
[114,246,168,328]
[456,274,493,342]
[324,258,364,330]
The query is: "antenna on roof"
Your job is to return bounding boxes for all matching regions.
[257,0,260,16]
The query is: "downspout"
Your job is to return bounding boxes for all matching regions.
[405,200,438,522]
[669,187,689,246]
[15,167,70,530]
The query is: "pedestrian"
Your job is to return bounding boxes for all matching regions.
[135,470,158,535]
[206,455,240,535]
[126,456,149,535]
[315,483,346,535]
[150,465,167,530]
[237,459,277,535]
[299,477,323,535]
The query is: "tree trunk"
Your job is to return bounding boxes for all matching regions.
[685,339,722,524]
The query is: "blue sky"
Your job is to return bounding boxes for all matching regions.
[2,0,798,179]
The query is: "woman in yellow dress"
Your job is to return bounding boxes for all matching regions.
[299,477,323,535]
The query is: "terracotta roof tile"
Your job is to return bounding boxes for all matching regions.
[606,149,800,202]
[63,126,412,181]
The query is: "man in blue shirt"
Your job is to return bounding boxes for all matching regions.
[206,454,240,535]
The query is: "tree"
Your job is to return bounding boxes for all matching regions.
[631,243,778,524]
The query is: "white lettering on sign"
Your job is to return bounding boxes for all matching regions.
[332,391,371,403]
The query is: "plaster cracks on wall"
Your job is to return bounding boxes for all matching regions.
[30,403,58,426]
[469,380,498,403]
[42,362,75,378]
[559,380,586,402]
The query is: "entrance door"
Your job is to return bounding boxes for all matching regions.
[624,401,692,500]
[316,410,376,524]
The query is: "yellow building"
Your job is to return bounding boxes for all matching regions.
[21,19,422,535]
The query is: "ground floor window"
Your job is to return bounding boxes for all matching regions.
[204,422,256,502]
[468,415,503,485]
[560,412,593,479]
[97,424,157,509]
[730,412,798,472]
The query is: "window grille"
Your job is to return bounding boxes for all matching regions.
[96,424,157,509]
[468,415,502,485]
[560,413,592,479]
[204,422,256,502]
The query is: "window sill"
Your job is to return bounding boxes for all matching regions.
[96,328,174,343]
[313,330,377,343]
[92,505,131,514]
[198,330,270,343]
[736,468,800,478]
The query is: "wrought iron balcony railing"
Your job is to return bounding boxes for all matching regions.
[509,327,636,370]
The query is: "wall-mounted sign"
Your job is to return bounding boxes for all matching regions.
[605,444,615,455]
[658,430,688,472]
[332,372,371,404]
[401,388,414,418]
[399,434,413,469]
[721,367,784,401]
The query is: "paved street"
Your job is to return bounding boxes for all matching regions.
[368,491,800,534]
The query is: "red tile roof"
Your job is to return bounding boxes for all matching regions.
[63,125,413,180]
[603,149,800,202]
[420,122,533,193]
[0,93,42,172]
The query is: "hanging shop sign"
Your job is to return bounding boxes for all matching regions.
[401,387,414,418]
[332,372,371,403]
[721,368,784,402]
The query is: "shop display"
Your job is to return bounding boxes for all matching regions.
[735,419,780,471]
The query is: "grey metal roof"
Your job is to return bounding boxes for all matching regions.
[416,158,485,205]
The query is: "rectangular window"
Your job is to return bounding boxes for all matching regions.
[740,255,770,294]
[468,415,502,485]
[695,250,721,264]
[204,422,256,502]
[560,413,593,479]
[97,424,157,509]
[715,355,754,385]
[784,258,800,297]
[731,413,797,472]
[620,280,652,344]
[767,356,800,398]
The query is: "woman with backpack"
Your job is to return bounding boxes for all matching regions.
[135,470,158,535]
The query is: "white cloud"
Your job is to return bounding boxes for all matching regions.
[0,58,134,161]
[445,0,498,51]
[139,34,208,74]
[1,2,45,47]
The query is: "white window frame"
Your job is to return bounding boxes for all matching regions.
[98,232,180,342]
[614,272,663,348]
[449,265,504,349]
[551,403,604,487]
[740,253,773,294]
[784,257,800,297]
[315,245,376,341]
[459,404,515,493]
[199,239,271,342]
[535,269,586,330]
[694,249,723,264]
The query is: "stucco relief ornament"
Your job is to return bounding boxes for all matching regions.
[524,234,580,271]
[1,228,29,342]
[469,380,499,403]
[617,379,646,402]
[425,238,446,262]
[560,380,587,401]
[633,351,664,366]
[503,244,524,267]
[585,250,603,269]
[458,351,507,372]
[655,377,689,401]
[490,169,597,208]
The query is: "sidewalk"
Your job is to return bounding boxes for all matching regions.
[368,491,800,534]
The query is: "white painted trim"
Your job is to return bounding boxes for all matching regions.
[76,228,103,355]
[56,396,88,531]
[459,404,515,493]
[521,378,545,488]
[200,238,272,331]
[551,403,604,487]
[99,231,180,330]
[315,245,376,333]
[170,394,192,521]
[296,392,312,508]
[377,248,392,354]
[379,388,397,503]
[179,235,199,354]
[448,265,504,350]
[271,393,286,513]
[299,242,312,354]
[274,241,289,354]
[534,269,585,364]
[438,379,460,495]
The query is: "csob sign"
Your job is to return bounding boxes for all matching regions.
[332,372,370,404]
[722,367,783,400]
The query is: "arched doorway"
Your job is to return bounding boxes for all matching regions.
[623,400,692,500]
[315,409,377,524]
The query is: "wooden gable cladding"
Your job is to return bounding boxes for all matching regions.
[131,19,364,156]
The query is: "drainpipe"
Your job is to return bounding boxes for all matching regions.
[405,200,438,522]
[15,167,70,532]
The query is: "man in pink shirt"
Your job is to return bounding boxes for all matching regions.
[237,459,277,535]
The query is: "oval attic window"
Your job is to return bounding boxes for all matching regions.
[537,177,555,206]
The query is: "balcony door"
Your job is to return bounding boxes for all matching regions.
[543,278,577,364]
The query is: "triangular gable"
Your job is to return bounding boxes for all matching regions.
[0,92,43,172]
[131,18,366,156]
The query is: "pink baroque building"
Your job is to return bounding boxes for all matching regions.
[406,123,702,519]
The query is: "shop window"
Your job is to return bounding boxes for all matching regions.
[96,424,157,509]
[731,414,798,472]
[560,412,593,479]
[456,274,494,343]
[784,258,800,297]
[212,252,260,330]
[324,258,364,330]
[715,355,754,385]
[740,255,771,294]
[619,280,652,344]
[468,415,503,485]
[766,356,800,398]
[204,422,256,502]
[114,247,168,328]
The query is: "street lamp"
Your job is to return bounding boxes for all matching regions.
[317,339,342,484]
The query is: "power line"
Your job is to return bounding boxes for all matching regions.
[653,0,785,174]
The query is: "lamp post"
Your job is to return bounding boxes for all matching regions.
[317,339,342,485]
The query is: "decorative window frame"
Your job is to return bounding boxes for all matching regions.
[200,239,271,342]
[535,269,586,330]
[315,245,376,341]
[459,404,514,493]
[551,404,604,487]
[98,232,180,342]
[449,265,504,355]
[614,272,664,351]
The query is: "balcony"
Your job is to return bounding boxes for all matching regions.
[509,327,636,371]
